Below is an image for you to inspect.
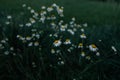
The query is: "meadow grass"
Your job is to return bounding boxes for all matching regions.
[0,1,120,80]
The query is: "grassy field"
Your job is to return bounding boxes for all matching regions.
[0,0,120,80]
[0,0,120,25]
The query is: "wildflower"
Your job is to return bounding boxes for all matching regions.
[60,25,66,31]
[26,23,32,27]
[57,7,64,17]
[34,41,39,46]
[83,23,88,27]
[4,51,9,55]
[35,34,40,39]
[47,7,53,12]
[58,61,64,65]
[89,44,98,52]
[10,47,14,51]
[53,34,58,37]
[7,15,12,19]
[31,29,37,32]
[30,18,36,24]
[5,21,10,25]
[53,40,61,47]
[81,51,85,57]
[49,34,52,37]
[22,4,26,7]
[56,50,61,53]
[26,36,32,41]
[67,29,74,35]
[60,61,64,65]
[0,44,2,47]
[73,28,77,32]
[86,56,91,60]
[51,22,56,27]
[58,20,64,25]
[19,24,24,27]
[31,9,35,13]
[41,6,46,9]
[96,52,100,56]
[64,39,71,45]
[72,17,75,21]
[52,3,57,7]
[111,46,117,52]
[78,43,83,48]
[81,28,84,32]
[80,33,86,39]
[51,15,56,20]
[77,24,82,28]
[33,13,39,19]
[20,37,25,41]
[40,16,46,23]
[1,40,6,43]
[99,39,102,42]
[16,35,21,38]
[51,49,55,54]
[27,6,31,10]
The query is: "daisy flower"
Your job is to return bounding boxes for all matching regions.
[80,33,86,39]
[78,43,83,48]
[89,44,98,52]
[53,40,62,47]
[64,39,71,45]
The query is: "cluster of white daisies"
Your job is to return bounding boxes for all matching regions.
[0,3,117,66]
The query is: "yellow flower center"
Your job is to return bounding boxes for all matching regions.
[79,43,83,46]
[81,33,85,36]
[54,40,59,43]
[91,44,97,48]
[66,39,70,42]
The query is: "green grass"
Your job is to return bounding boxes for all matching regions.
[0,1,120,80]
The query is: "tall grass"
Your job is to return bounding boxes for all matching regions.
[0,3,120,80]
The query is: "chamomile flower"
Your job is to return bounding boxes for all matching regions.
[96,52,100,56]
[80,33,86,39]
[52,3,57,7]
[7,15,12,19]
[67,29,74,35]
[64,39,71,45]
[83,23,88,27]
[30,9,35,13]
[4,51,9,55]
[26,36,32,41]
[51,15,56,20]
[34,41,39,46]
[111,46,117,52]
[27,6,31,10]
[22,4,26,7]
[81,28,84,32]
[53,40,62,47]
[86,56,91,60]
[47,7,53,12]
[58,61,64,65]
[5,21,10,25]
[41,6,46,9]
[26,23,32,27]
[72,17,75,21]
[51,49,55,54]
[81,51,85,57]
[78,43,83,48]
[28,42,33,46]
[89,44,98,52]
[60,25,66,31]
[30,18,36,24]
